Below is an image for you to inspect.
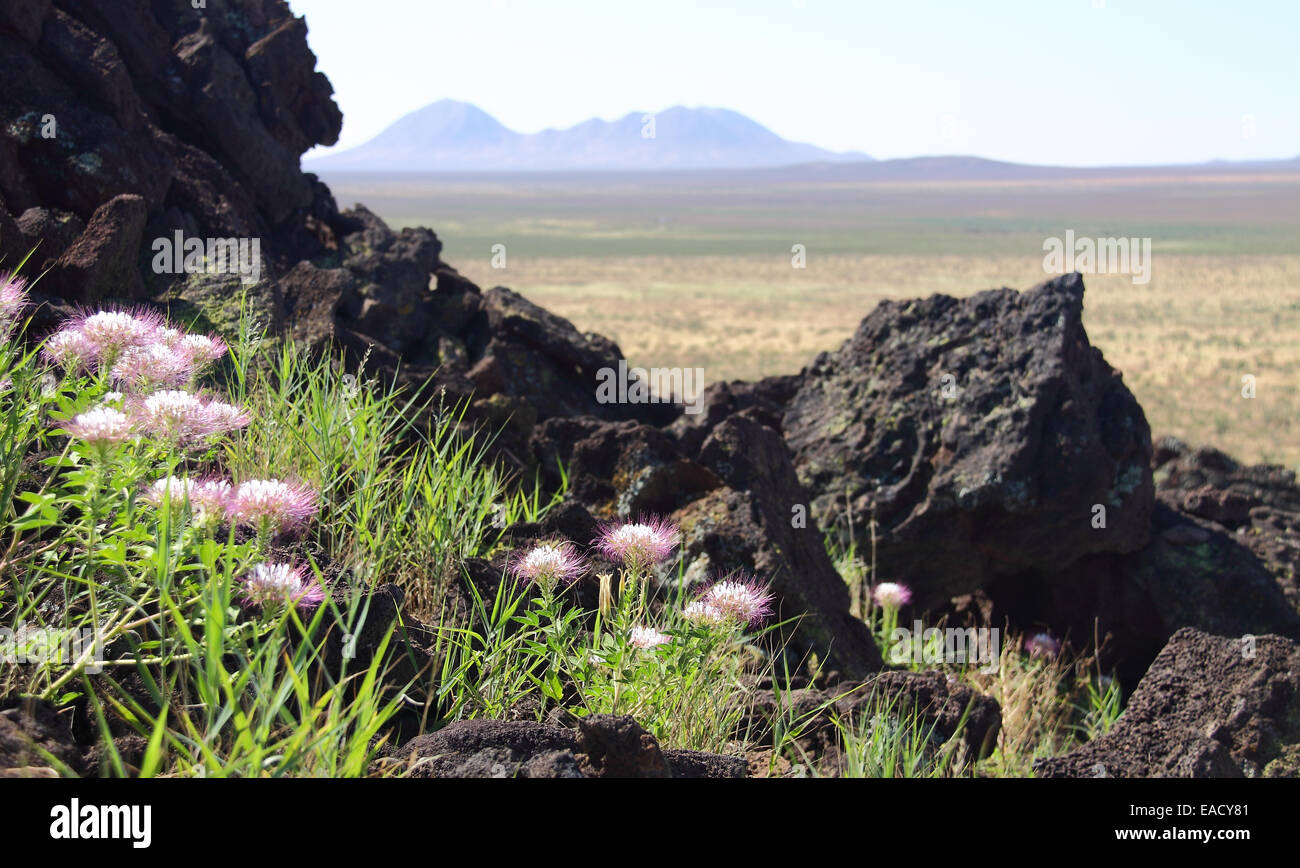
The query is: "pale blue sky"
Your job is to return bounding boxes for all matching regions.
[291,0,1299,166]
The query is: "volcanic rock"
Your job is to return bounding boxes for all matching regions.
[1035,627,1300,777]
[43,193,148,302]
[668,374,801,457]
[677,411,884,677]
[1153,437,1300,611]
[975,499,1300,689]
[530,416,721,519]
[384,714,737,778]
[783,273,1154,609]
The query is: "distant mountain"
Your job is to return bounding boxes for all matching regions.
[305,100,872,171]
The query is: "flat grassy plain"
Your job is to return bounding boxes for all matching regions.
[324,169,1300,468]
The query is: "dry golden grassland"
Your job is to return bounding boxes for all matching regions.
[325,171,1300,468]
[450,253,1300,468]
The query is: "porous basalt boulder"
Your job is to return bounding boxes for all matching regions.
[1035,628,1300,778]
[783,273,1154,609]
[674,411,884,677]
[385,714,742,778]
[1153,437,1300,611]
[530,416,721,519]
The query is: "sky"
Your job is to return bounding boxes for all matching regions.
[290,0,1299,167]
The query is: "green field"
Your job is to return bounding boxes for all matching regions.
[324,169,1300,468]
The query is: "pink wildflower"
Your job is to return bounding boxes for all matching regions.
[0,272,28,339]
[64,407,134,448]
[873,582,912,610]
[133,390,248,442]
[628,625,671,650]
[593,516,679,570]
[698,573,776,628]
[508,540,587,592]
[226,478,319,535]
[68,308,162,364]
[42,328,97,370]
[177,333,227,365]
[111,344,194,391]
[240,562,326,609]
[682,600,729,628]
[144,476,231,519]
[1024,632,1062,660]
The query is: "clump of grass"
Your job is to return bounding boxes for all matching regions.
[219,304,562,619]
[488,523,784,754]
[834,689,970,779]
[964,635,1124,777]
[0,271,574,776]
[757,673,974,778]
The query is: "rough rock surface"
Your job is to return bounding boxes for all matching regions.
[1036,628,1300,778]
[42,193,148,302]
[1,0,337,266]
[970,441,1300,688]
[662,748,749,778]
[1153,437,1300,611]
[783,273,1154,608]
[0,695,83,775]
[978,499,1300,689]
[530,416,720,519]
[384,714,744,778]
[664,289,1299,687]
[678,411,884,676]
[668,375,801,456]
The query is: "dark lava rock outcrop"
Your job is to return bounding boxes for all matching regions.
[1036,627,1300,777]
[1154,437,1300,611]
[970,438,1300,689]
[0,0,661,452]
[783,273,1154,609]
[982,500,1300,690]
[382,714,742,778]
[673,276,1299,688]
[1,0,339,274]
[676,412,883,676]
[530,416,720,519]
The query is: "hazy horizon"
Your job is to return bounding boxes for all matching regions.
[306,98,1300,171]
[291,0,1300,168]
